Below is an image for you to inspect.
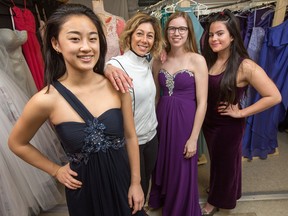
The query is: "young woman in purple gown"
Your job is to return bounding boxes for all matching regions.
[201,9,281,216]
[148,12,208,216]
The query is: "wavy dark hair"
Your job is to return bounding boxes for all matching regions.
[164,11,198,54]
[43,3,107,91]
[202,9,249,105]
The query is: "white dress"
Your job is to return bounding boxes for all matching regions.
[0,119,29,216]
[0,29,37,97]
[0,43,66,215]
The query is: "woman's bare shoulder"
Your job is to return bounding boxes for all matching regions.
[188,52,206,63]
[239,58,260,76]
[30,86,61,109]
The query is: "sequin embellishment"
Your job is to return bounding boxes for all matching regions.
[161,69,194,96]
[67,118,125,164]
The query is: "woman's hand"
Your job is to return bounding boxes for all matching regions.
[104,64,133,93]
[54,163,82,190]
[183,139,197,159]
[218,102,243,118]
[128,183,145,215]
[160,49,167,64]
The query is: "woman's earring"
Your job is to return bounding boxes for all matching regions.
[55,48,60,54]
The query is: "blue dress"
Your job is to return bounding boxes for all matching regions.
[53,81,145,216]
[242,20,288,159]
[149,69,201,216]
[243,7,274,48]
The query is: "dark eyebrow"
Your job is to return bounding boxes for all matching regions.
[67,31,98,35]
[209,30,225,34]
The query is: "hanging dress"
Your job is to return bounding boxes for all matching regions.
[105,16,122,62]
[0,110,30,216]
[52,81,145,216]
[11,0,44,90]
[242,20,288,159]
[149,69,201,216]
[247,10,266,63]
[0,44,66,215]
[0,28,37,97]
[243,7,274,48]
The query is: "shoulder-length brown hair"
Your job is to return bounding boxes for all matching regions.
[119,12,164,58]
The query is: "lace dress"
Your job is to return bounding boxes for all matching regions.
[105,16,123,62]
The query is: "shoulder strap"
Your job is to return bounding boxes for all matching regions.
[53,81,94,122]
[111,58,135,115]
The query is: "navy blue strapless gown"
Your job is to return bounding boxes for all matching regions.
[53,81,144,216]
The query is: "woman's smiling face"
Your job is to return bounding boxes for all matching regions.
[52,15,100,73]
[130,22,155,56]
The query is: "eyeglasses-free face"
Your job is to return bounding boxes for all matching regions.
[167,26,188,34]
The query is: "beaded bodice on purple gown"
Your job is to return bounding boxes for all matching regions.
[149,69,201,216]
[159,69,196,98]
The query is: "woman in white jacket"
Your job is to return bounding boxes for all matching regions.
[104,12,164,203]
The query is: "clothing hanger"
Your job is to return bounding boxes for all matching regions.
[207,0,251,10]
[42,7,47,22]
[175,0,208,18]
[150,9,162,19]
[176,0,197,8]
[164,3,176,13]
[9,7,16,30]
[139,0,167,13]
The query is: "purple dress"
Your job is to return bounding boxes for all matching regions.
[202,73,247,209]
[149,69,201,216]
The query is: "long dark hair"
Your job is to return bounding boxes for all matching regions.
[202,9,249,105]
[43,4,107,90]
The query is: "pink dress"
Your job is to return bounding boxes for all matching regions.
[11,0,44,90]
[105,15,125,62]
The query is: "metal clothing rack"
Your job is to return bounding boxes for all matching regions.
[138,0,287,25]
[198,0,277,15]
[206,0,252,10]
